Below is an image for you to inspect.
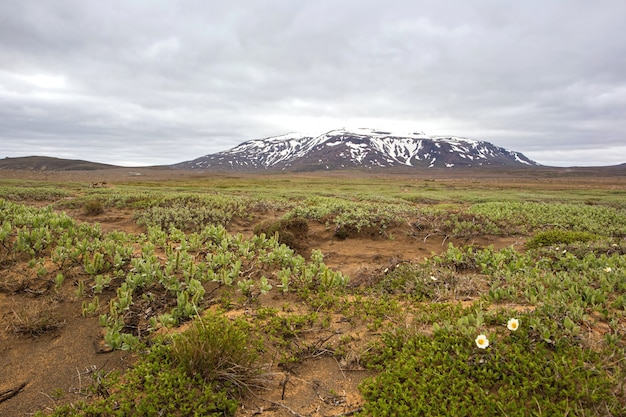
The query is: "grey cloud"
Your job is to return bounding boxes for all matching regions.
[1,0,625,166]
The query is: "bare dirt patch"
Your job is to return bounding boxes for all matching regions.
[0,292,131,416]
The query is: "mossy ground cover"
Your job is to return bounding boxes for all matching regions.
[0,171,624,416]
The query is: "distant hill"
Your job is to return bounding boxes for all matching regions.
[0,156,119,171]
[174,128,539,172]
[2,139,623,175]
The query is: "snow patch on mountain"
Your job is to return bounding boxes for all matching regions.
[175,128,538,171]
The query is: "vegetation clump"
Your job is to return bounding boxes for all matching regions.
[526,229,599,249]
[169,311,271,393]
[378,261,486,301]
[37,312,267,416]
[253,217,309,251]
[10,299,65,337]
[132,194,253,232]
[359,324,624,417]
[82,199,104,216]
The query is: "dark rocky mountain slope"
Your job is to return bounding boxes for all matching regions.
[175,128,538,171]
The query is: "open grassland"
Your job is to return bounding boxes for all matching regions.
[0,170,625,416]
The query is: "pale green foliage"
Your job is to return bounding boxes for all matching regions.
[285,196,417,234]
[468,201,626,235]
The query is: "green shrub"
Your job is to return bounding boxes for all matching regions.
[37,314,263,416]
[359,328,624,416]
[83,199,104,216]
[253,217,309,251]
[169,312,271,393]
[377,262,486,301]
[526,229,598,249]
[132,194,252,231]
[469,202,626,236]
[38,343,239,417]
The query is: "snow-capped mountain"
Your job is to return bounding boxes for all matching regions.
[174,128,538,171]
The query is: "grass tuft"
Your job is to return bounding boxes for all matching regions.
[169,312,272,394]
[82,199,104,216]
[10,299,65,337]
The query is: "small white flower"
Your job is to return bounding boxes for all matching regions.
[475,334,489,349]
[430,275,438,281]
[604,267,612,273]
[507,318,520,331]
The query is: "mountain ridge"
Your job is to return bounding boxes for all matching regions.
[175,128,538,171]
[0,156,119,171]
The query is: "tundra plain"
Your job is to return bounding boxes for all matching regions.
[0,167,625,416]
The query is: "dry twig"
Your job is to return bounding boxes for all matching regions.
[0,382,27,403]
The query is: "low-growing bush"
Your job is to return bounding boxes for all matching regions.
[253,217,308,251]
[169,312,272,393]
[378,262,487,301]
[0,186,70,201]
[37,339,239,417]
[359,326,625,416]
[132,194,253,231]
[526,229,599,249]
[37,314,266,416]
[83,199,104,216]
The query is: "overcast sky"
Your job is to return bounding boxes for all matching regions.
[1,1,625,167]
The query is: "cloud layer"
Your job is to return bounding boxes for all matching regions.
[1,1,625,166]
